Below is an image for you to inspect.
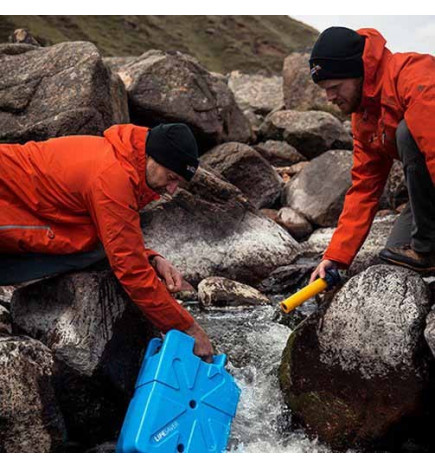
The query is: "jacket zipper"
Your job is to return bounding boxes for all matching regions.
[0,225,55,239]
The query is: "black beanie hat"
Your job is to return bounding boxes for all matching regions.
[146,123,199,181]
[309,27,366,84]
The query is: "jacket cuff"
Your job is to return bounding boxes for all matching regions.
[322,248,352,269]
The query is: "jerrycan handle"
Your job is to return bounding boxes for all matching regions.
[144,337,163,361]
[212,354,227,368]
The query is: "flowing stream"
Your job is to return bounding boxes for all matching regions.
[188,298,330,453]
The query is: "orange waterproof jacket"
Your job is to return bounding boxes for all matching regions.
[324,28,435,267]
[0,124,194,332]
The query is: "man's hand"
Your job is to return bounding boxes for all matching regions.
[184,320,214,363]
[151,256,184,293]
[309,259,338,284]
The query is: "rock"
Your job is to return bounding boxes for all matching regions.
[259,110,353,159]
[260,208,279,223]
[424,309,435,360]
[0,42,129,143]
[276,207,313,240]
[0,304,12,334]
[302,213,399,273]
[254,140,306,167]
[10,271,157,448]
[0,285,15,309]
[103,56,137,73]
[279,265,433,450]
[0,335,66,452]
[285,161,310,176]
[227,70,284,115]
[141,167,300,286]
[282,150,353,227]
[275,162,310,184]
[9,28,41,46]
[379,160,408,210]
[114,50,251,151]
[198,277,270,307]
[283,52,341,118]
[243,108,264,139]
[257,263,316,295]
[201,142,283,209]
[349,213,398,276]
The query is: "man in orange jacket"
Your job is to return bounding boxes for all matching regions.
[308,26,435,282]
[0,122,214,361]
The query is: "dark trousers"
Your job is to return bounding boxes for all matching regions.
[385,120,435,253]
[0,244,107,286]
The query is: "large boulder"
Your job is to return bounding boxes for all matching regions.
[282,150,353,227]
[10,271,157,448]
[302,212,398,274]
[114,50,251,151]
[141,167,300,286]
[198,277,270,307]
[254,140,306,167]
[276,207,313,240]
[0,335,66,452]
[259,110,353,159]
[0,42,129,143]
[283,52,341,117]
[279,265,434,450]
[227,70,284,115]
[201,142,283,209]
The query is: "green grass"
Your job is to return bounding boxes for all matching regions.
[0,15,318,74]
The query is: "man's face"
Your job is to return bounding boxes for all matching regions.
[318,77,363,115]
[146,157,185,196]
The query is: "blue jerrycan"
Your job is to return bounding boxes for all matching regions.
[116,329,241,453]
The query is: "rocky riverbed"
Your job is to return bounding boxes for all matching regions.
[1,30,434,453]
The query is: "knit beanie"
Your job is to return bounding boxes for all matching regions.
[146,123,199,181]
[309,27,366,83]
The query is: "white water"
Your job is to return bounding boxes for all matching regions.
[188,302,330,453]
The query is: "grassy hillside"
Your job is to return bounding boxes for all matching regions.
[0,15,318,74]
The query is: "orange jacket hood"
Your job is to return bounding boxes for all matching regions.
[358,28,392,105]
[103,124,160,208]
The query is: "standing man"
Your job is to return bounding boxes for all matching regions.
[309,26,435,282]
[0,122,214,361]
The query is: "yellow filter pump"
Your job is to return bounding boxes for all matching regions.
[280,269,341,313]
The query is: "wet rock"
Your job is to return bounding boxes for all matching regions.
[201,142,283,209]
[141,167,300,287]
[282,150,353,227]
[257,264,316,295]
[283,52,341,118]
[0,42,129,143]
[276,207,313,240]
[115,50,251,151]
[279,265,433,450]
[0,335,66,452]
[11,271,157,448]
[254,140,306,167]
[198,277,270,307]
[259,110,353,159]
[227,71,284,115]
